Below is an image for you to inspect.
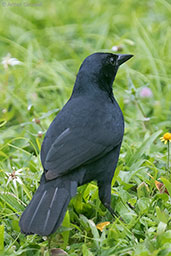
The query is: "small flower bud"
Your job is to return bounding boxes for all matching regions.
[2,108,7,114]
[32,118,40,124]
[38,131,43,138]
[28,104,34,114]
[140,87,153,98]
[111,45,123,52]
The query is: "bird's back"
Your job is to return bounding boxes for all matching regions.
[41,93,124,172]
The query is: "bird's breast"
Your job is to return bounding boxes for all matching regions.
[102,100,124,146]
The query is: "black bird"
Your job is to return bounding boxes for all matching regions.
[19,52,133,236]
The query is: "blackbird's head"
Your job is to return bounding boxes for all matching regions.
[74,52,133,98]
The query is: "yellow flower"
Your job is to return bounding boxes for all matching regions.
[96,221,110,232]
[160,132,171,144]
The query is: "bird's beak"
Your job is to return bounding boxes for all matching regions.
[117,54,133,66]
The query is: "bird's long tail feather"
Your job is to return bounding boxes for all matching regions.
[19,174,77,236]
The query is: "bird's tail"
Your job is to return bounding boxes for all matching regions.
[19,174,77,236]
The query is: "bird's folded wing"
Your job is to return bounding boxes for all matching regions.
[43,127,112,179]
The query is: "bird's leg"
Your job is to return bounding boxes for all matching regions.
[98,182,117,218]
[47,235,52,249]
[103,202,118,218]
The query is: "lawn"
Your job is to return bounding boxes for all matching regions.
[0,0,171,255]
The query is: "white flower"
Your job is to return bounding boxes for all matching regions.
[1,53,22,69]
[6,168,23,188]
[111,45,123,52]
[111,46,118,52]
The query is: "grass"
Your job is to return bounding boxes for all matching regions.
[0,0,171,255]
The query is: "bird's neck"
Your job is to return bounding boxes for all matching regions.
[72,71,115,102]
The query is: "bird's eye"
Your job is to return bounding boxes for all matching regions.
[109,57,115,65]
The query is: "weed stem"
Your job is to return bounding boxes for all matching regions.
[168,141,170,175]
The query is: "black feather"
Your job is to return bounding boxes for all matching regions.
[19,52,133,236]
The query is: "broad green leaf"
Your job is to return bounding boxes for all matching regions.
[157,230,171,247]
[112,164,123,186]
[39,108,59,119]
[71,193,83,213]
[36,137,41,151]
[82,244,94,256]
[115,199,136,223]
[83,183,97,202]
[0,120,7,127]
[0,151,8,158]
[160,178,171,197]
[156,206,168,224]
[127,130,162,167]
[62,210,70,249]
[0,224,4,251]
[137,182,150,198]
[0,192,24,212]
[79,214,90,232]
[157,222,167,235]
[118,160,146,184]
[158,248,171,256]
[137,198,150,214]
[87,219,100,249]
